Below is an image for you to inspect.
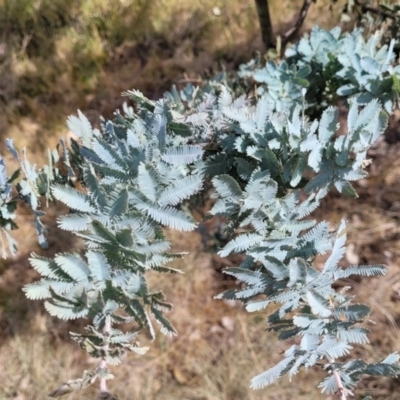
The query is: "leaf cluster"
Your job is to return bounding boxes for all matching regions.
[1,21,400,398]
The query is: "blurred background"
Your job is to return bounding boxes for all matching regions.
[1,0,400,399]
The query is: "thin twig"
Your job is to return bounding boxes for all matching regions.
[282,0,313,45]
[177,78,203,83]
[328,357,354,400]
[354,0,396,20]
[177,72,202,84]
[332,367,347,400]
[99,316,111,393]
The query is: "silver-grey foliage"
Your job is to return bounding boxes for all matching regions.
[239,26,400,114]
[205,95,397,394]
[1,24,400,399]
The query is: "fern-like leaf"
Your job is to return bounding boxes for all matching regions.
[219,233,263,257]
[52,185,95,213]
[158,175,202,206]
[250,357,294,389]
[144,205,196,231]
[161,145,203,165]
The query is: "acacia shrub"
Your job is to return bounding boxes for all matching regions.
[0,25,399,399]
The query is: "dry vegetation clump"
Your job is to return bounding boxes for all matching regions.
[0,230,326,399]
[2,1,400,399]
[0,0,345,150]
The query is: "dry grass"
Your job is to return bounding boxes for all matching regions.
[0,231,326,400]
[2,1,400,399]
[2,218,400,399]
[0,0,346,151]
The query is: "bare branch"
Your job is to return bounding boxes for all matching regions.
[354,0,396,20]
[330,364,355,400]
[99,316,111,394]
[282,0,313,45]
